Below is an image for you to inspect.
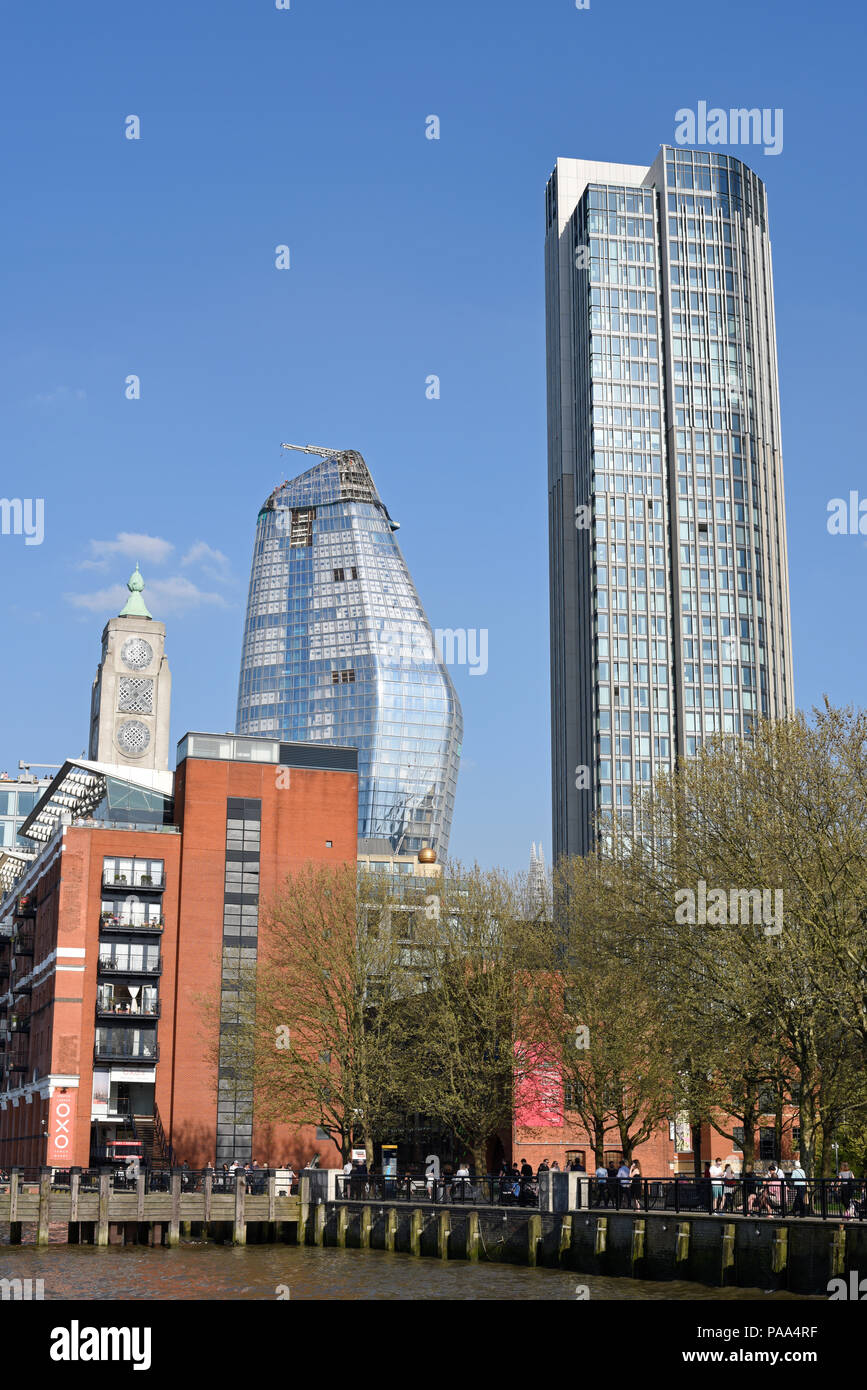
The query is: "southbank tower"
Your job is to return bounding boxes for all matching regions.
[546,146,794,860]
[236,445,462,859]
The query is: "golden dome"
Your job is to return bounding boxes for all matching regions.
[417,846,437,864]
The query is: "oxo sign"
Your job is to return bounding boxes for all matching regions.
[47,1091,77,1165]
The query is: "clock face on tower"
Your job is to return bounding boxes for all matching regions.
[121,637,153,670]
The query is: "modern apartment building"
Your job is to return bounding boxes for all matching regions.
[546,146,794,858]
[236,445,462,860]
[0,573,358,1170]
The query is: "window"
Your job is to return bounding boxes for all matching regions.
[758,1087,775,1115]
[564,1080,584,1109]
[102,856,164,887]
[289,508,315,547]
[331,670,356,684]
[759,1127,776,1161]
[732,1126,744,1152]
[333,568,345,582]
[325,840,333,848]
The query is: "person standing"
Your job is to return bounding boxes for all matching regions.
[629,1159,642,1210]
[595,1161,609,1207]
[616,1159,631,1210]
[789,1156,807,1217]
[839,1160,856,1217]
[709,1157,724,1211]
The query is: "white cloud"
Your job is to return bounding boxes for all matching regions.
[81,533,174,570]
[65,584,128,613]
[182,541,233,583]
[66,575,230,617]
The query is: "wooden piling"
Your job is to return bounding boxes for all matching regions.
[527,1213,542,1267]
[385,1207,397,1252]
[360,1206,372,1249]
[314,1201,326,1246]
[437,1210,450,1260]
[97,1170,111,1246]
[36,1167,51,1246]
[410,1208,423,1256]
[466,1210,480,1261]
[675,1221,690,1263]
[336,1206,349,1248]
[167,1170,182,1247]
[558,1213,573,1266]
[69,1168,81,1223]
[233,1172,247,1246]
[594,1215,607,1255]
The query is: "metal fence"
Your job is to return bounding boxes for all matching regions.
[335,1173,541,1207]
[331,1171,867,1219]
[591,1174,867,1220]
[0,1167,297,1196]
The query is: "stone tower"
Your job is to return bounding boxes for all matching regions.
[88,566,172,772]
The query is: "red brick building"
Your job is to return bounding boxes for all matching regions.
[0,571,358,1173]
[0,736,357,1171]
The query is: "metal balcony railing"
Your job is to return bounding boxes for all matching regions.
[95,1001,161,1021]
[99,914,164,933]
[93,1042,159,1063]
[97,957,162,977]
[102,874,165,892]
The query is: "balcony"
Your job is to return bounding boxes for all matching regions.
[8,1013,30,1033]
[96,1001,161,1021]
[14,894,36,918]
[12,934,34,957]
[97,957,162,978]
[93,1042,159,1063]
[102,874,165,894]
[100,913,164,934]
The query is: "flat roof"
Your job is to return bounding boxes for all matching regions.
[177,731,358,772]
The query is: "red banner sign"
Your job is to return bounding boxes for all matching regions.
[47,1090,77,1165]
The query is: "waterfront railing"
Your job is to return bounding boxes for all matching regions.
[331,1172,867,1218]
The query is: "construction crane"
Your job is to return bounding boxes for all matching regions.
[281,443,354,460]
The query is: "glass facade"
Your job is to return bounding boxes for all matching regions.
[236,449,462,857]
[0,780,48,849]
[546,147,793,858]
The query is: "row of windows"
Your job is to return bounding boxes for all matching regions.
[102,857,164,885]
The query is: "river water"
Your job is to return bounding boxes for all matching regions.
[0,1241,816,1300]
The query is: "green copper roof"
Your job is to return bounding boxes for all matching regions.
[119,564,152,619]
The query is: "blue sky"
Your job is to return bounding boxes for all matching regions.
[0,0,864,869]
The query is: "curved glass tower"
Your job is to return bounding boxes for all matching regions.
[236,446,462,858]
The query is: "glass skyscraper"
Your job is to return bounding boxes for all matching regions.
[546,147,794,859]
[236,446,462,858]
